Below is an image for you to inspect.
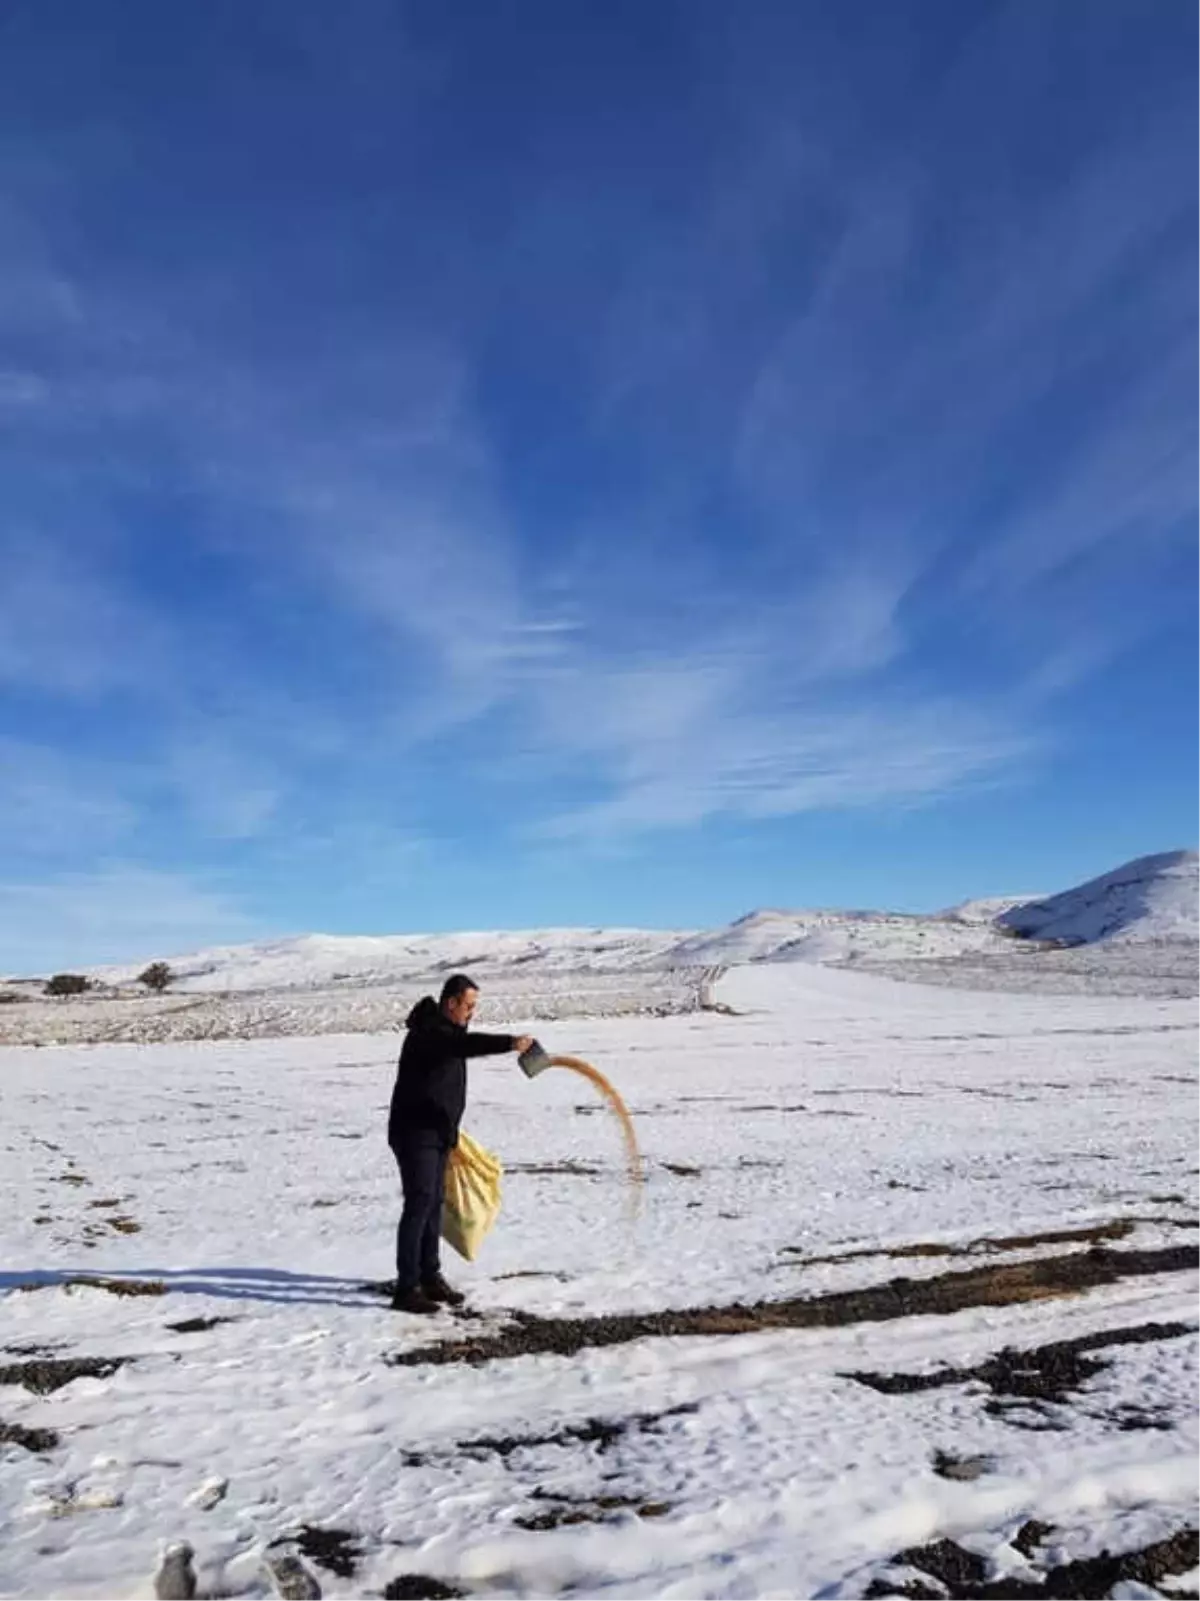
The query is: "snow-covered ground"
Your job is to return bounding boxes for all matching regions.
[0,970,706,1048]
[1,963,1196,1599]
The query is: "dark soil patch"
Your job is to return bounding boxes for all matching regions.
[1104,1401,1176,1431]
[661,1162,702,1177]
[310,1198,341,1208]
[0,1419,59,1452]
[402,1403,698,1467]
[384,1244,1197,1369]
[813,1088,924,1098]
[983,1220,1136,1251]
[494,1270,568,1281]
[0,1355,131,1394]
[783,1218,1140,1268]
[1147,1194,1189,1205]
[383,1579,466,1600]
[868,1526,1198,1599]
[294,1525,362,1579]
[1012,1520,1055,1559]
[166,1315,237,1334]
[53,1173,89,1186]
[87,1198,123,1209]
[67,1275,165,1296]
[738,1104,809,1113]
[845,1319,1195,1426]
[931,1450,992,1481]
[506,1161,603,1176]
[107,1217,141,1234]
[514,1491,671,1529]
[874,1538,987,1593]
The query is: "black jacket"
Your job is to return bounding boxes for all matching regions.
[388,996,513,1147]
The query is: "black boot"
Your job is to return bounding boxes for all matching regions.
[421,1272,465,1307]
[391,1285,440,1315]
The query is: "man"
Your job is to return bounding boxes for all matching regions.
[387,974,533,1314]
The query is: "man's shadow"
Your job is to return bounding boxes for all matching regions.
[0,1266,392,1310]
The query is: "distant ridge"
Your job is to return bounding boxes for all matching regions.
[997,851,1199,946]
[43,848,1196,993]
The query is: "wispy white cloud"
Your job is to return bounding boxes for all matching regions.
[588,34,1194,700]
[0,235,1056,864]
[0,0,1189,908]
[163,735,280,842]
[0,369,50,407]
[0,863,264,975]
[0,532,168,698]
[0,738,140,851]
[529,652,1028,846]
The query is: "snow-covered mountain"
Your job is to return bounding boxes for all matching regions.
[997,850,1199,946]
[57,848,1200,997]
[97,927,690,993]
[940,894,1042,924]
[85,907,1011,994]
[662,905,1008,968]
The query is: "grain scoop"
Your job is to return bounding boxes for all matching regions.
[518,1041,553,1078]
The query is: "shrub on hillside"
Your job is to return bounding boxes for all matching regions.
[138,962,175,993]
[44,973,92,998]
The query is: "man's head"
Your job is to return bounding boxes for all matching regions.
[439,973,479,1026]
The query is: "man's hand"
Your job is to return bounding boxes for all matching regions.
[513,1035,535,1055]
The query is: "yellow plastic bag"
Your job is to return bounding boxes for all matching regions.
[441,1130,503,1260]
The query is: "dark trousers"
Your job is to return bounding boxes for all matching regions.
[391,1129,451,1291]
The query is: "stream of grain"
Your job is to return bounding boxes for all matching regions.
[546,1053,643,1199]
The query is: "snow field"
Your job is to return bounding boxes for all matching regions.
[0,962,1195,1598]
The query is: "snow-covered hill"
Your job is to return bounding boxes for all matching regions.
[87,906,1016,996]
[940,894,1042,924]
[98,928,689,994]
[663,905,1011,968]
[41,850,1200,991]
[997,850,1199,946]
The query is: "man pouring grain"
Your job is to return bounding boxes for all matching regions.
[387,974,533,1314]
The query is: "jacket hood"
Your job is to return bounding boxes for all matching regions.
[405,995,442,1031]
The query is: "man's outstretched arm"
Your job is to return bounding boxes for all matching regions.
[460,1031,517,1059]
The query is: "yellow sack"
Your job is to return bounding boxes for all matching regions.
[441,1130,503,1260]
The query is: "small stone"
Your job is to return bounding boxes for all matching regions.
[264,1553,323,1599]
[76,1486,124,1510]
[931,1449,992,1481]
[155,1541,197,1600]
[186,1475,228,1511]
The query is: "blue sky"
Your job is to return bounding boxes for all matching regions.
[1,0,1195,971]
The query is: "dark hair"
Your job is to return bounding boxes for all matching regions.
[439,973,479,1006]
